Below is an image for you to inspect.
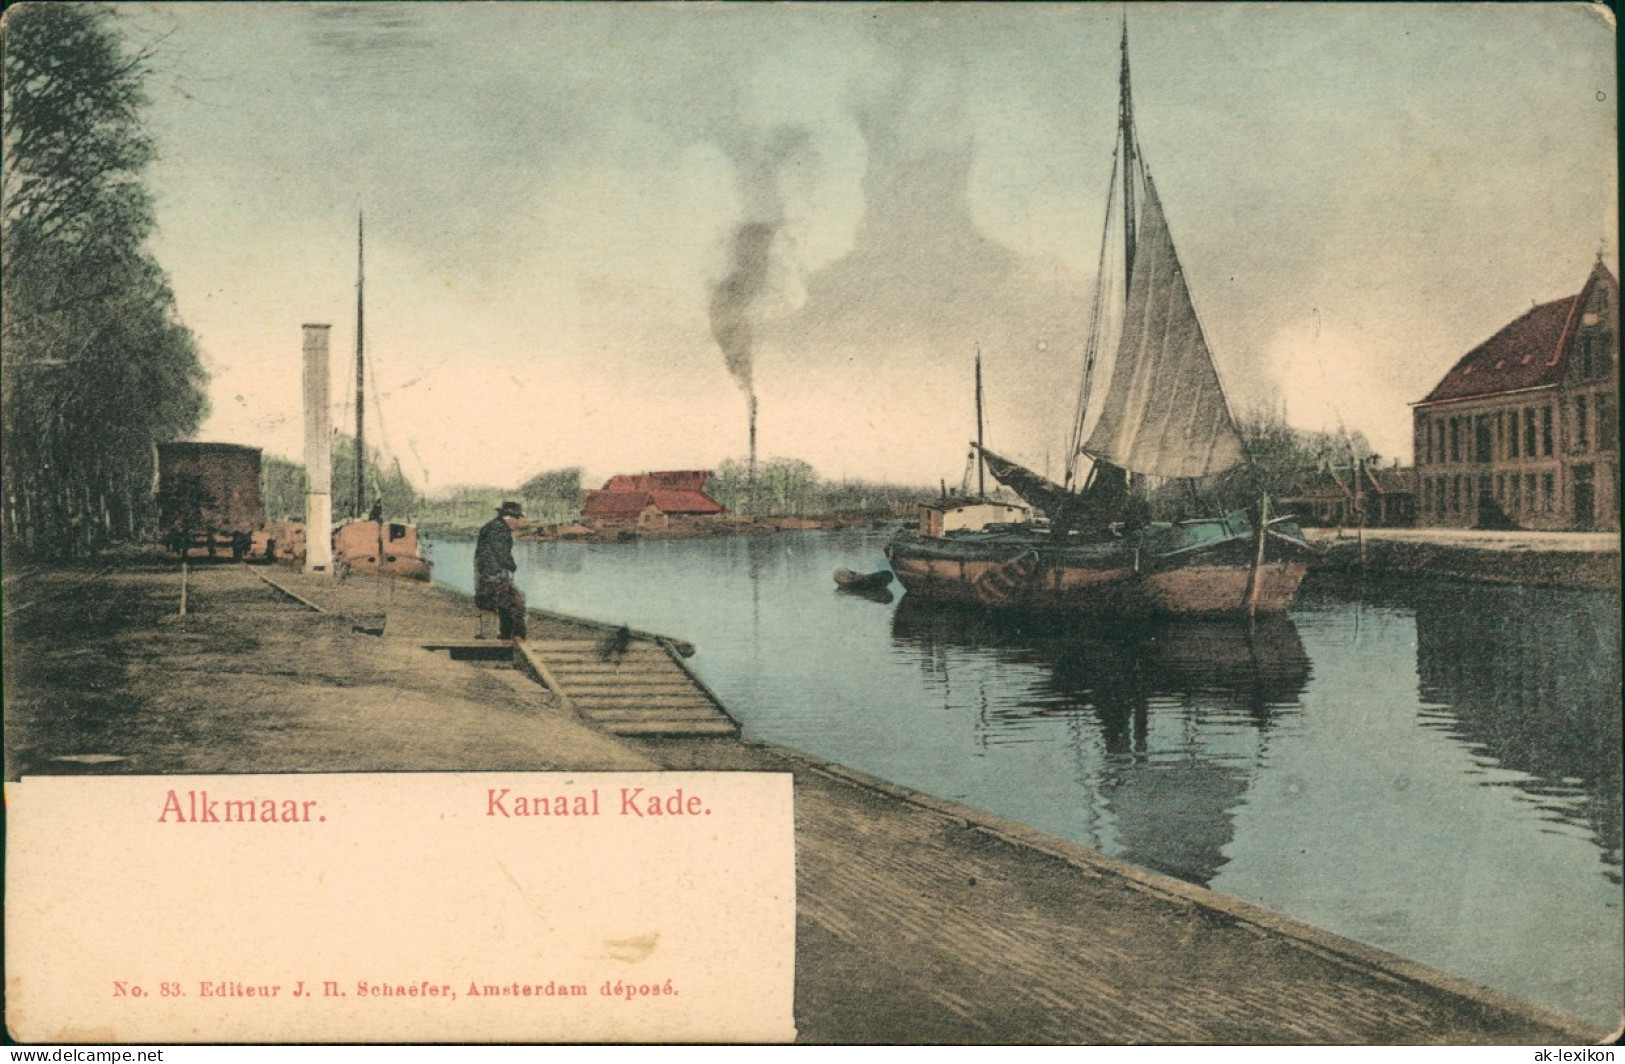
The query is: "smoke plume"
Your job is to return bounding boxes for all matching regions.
[709,220,777,398]
[708,126,812,495]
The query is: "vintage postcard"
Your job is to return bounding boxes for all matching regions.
[3,0,1620,1048]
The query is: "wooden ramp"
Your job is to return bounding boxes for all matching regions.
[512,637,741,738]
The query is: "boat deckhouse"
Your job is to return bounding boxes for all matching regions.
[1412,262,1618,531]
[916,495,1032,538]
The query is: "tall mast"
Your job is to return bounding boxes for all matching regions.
[354,211,366,520]
[1119,18,1138,288]
[975,345,986,498]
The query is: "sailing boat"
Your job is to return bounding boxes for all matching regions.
[885,27,1313,616]
[331,212,432,581]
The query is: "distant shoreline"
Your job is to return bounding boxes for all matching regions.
[421,514,908,544]
[418,519,1621,590]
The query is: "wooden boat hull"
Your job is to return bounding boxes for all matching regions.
[252,519,433,582]
[834,568,894,592]
[333,519,433,582]
[885,515,1312,616]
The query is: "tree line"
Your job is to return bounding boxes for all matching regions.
[1145,410,1379,521]
[706,457,923,518]
[261,436,421,525]
[3,5,208,559]
[414,468,586,531]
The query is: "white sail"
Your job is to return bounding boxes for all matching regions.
[1082,176,1244,479]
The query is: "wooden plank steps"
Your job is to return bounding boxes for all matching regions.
[510,636,740,738]
[419,640,517,662]
[588,707,724,723]
[602,720,740,737]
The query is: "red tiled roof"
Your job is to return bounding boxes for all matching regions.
[582,487,725,518]
[599,470,711,492]
[581,491,656,518]
[1420,263,1618,405]
[1421,297,1575,403]
[648,490,724,515]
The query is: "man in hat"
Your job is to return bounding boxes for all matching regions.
[475,500,528,640]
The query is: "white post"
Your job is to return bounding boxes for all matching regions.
[303,324,335,576]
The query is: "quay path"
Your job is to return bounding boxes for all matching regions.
[1303,527,1619,589]
[2,554,1612,1045]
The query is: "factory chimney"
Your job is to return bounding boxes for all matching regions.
[748,395,758,513]
[302,324,335,575]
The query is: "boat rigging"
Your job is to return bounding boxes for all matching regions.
[885,23,1314,616]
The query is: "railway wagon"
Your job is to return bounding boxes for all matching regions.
[156,442,265,560]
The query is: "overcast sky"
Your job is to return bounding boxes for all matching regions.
[120,2,1617,491]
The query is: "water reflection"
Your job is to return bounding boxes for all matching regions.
[426,532,1621,1026]
[890,601,1311,883]
[1411,582,1623,881]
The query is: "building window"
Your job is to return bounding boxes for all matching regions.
[1543,472,1555,512]
[1525,407,1538,456]
[1599,395,1616,451]
[1542,405,1554,456]
[1526,473,1537,511]
[1450,419,1460,463]
[1579,331,1615,379]
[1509,410,1520,459]
[1511,473,1522,513]
[1475,415,1493,463]
[1577,394,1590,452]
[1437,422,1446,463]
[1496,473,1506,504]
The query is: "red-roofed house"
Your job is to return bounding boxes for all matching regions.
[602,471,712,494]
[581,471,725,526]
[1412,262,1617,530]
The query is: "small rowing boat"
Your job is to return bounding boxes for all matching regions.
[834,568,894,593]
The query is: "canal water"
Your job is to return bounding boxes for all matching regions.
[428,528,1623,1029]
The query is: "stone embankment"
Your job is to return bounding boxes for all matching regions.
[1305,528,1620,590]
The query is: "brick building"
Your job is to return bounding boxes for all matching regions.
[580,470,725,527]
[1412,262,1618,531]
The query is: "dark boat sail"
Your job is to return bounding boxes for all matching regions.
[885,29,1313,616]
